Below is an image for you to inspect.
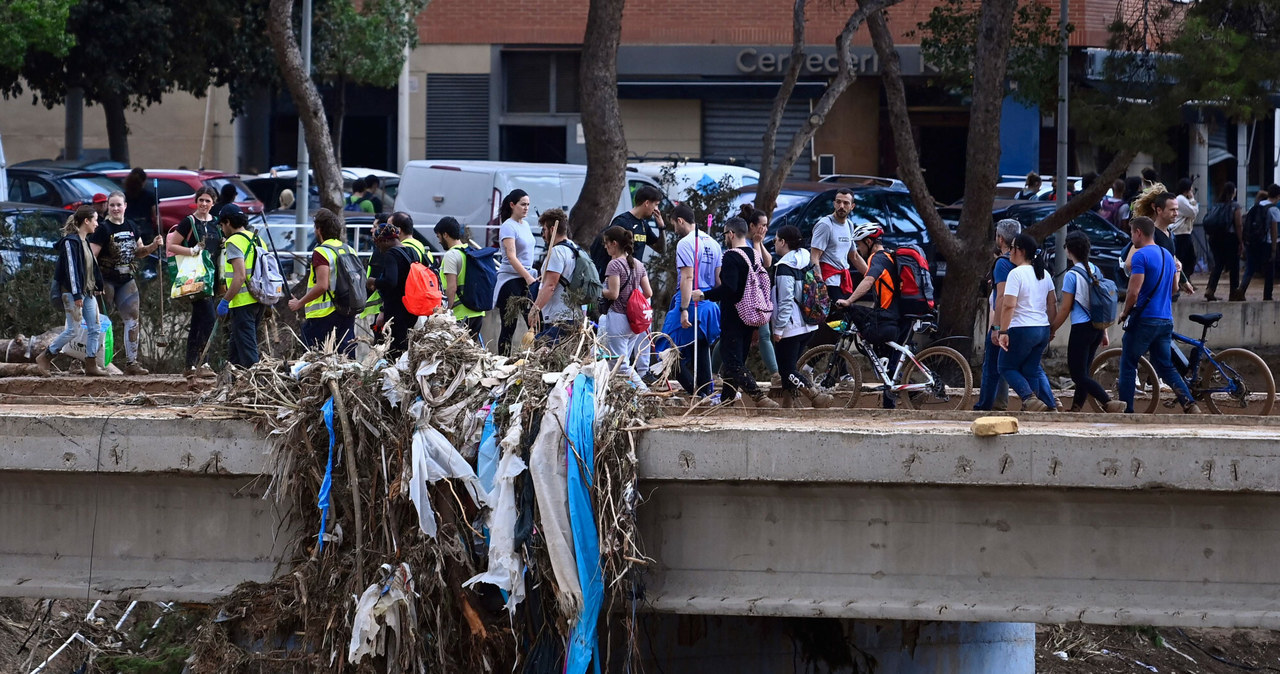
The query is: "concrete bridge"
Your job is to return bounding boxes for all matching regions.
[2,404,1279,631]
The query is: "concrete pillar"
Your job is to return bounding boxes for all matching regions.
[1238,122,1248,197]
[852,621,1035,673]
[997,96,1039,178]
[1190,123,1209,217]
[64,87,84,160]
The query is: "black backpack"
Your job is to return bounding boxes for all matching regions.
[1202,202,1235,236]
[1244,202,1270,244]
[320,242,369,317]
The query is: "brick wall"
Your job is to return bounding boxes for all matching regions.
[421,0,1122,49]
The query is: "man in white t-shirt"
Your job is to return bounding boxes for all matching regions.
[809,188,862,304]
[528,209,578,344]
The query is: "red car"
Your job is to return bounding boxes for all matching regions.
[102,169,264,231]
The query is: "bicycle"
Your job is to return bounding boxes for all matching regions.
[1088,312,1275,415]
[796,312,973,410]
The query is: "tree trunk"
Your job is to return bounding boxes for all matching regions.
[753,0,901,217]
[331,75,346,169]
[570,0,627,249]
[1023,150,1137,241]
[754,0,807,216]
[267,0,344,215]
[102,93,130,166]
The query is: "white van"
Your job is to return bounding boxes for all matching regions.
[0,132,8,202]
[626,160,758,203]
[395,160,664,251]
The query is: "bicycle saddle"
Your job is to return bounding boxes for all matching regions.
[904,314,934,321]
[1188,313,1222,327]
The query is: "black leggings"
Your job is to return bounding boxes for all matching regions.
[718,311,761,400]
[774,331,813,392]
[1206,232,1239,298]
[186,297,216,368]
[495,278,529,356]
[1068,322,1110,409]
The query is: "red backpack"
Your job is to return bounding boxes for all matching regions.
[401,247,443,316]
[893,245,935,314]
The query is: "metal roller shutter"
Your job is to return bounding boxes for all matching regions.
[426,74,490,159]
[702,99,812,180]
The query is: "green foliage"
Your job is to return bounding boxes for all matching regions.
[913,0,1067,108]
[313,0,427,88]
[0,0,75,72]
[0,212,64,339]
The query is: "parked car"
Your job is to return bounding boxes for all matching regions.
[937,200,1131,289]
[819,174,908,190]
[732,181,935,261]
[0,202,69,279]
[992,174,1083,201]
[6,166,121,209]
[101,169,264,232]
[626,161,759,203]
[14,158,130,172]
[396,160,666,257]
[250,168,400,212]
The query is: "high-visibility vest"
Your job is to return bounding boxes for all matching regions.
[222,231,258,308]
[304,238,345,319]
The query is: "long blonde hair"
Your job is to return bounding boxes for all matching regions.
[1131,182,1168,219]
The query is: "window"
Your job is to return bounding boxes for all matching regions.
[851,192,887,224]
[156,178,196,200]
[1074,212,1127,247]
[881,193,924,234]
[26,179,53,206]
[6,179,22,203]
[203,177,254,202]
[503,51,581,114]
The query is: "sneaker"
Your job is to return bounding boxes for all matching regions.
[1104,401,1128,414]
[1183,401,1203,414]
[751,392,781,409]
[769,372,782,388]
[1022,398,1049,413]
[121,361,150,376]
[641,372,660,387]
[35,349,53,376]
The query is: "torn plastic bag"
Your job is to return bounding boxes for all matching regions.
[476,406,500,495]
[348,563,417,664]
[528,363,582,611]
[565,372,604,674]
[407,419,490,538]
[462,405,527,613]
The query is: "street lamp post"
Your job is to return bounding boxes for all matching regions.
[1054,0,1070,281]
[296,0,314,231]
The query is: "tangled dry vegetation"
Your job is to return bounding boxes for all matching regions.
[178,315,665,672]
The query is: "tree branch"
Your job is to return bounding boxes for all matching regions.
[757,0,807,214]
[1024,149,1137,241]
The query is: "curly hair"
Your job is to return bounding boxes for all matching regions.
[1130,182,1168,218]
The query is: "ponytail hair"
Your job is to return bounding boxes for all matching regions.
[500,189,529,222]
[603,225,637,273]
[1012,233,1045,280]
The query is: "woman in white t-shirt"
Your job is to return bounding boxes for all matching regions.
[996,234,1059,412]
[494,189,537,355]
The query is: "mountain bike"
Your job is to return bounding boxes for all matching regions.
[1088,312,1275,415]
[796,312,973,410]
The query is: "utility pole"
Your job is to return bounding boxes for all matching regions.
[295,0,314,230]
[1054,0,1070,281]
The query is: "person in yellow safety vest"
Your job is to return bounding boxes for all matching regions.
[215,204,263,368]
[432,216,485,340]
[360,212,391,319]
[391,211,437,275]
[287,208,357,355]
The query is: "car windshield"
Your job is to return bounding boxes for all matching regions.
[1073,212,1127,247]
[880,193,925,234]
[204,177,257,203]
[64,175,123,199]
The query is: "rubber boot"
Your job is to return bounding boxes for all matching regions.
[35,349,54,376]
[751,391,781,409]
[83,359,108,377]
[1104,401,1127,413]
[800,385,835,409]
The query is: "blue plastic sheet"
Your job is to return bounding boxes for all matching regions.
[565,373,603,674]
[659,291,721,351]
[476,406,499,495]
[317,396,337,552]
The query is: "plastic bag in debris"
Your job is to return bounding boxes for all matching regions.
[566,372,604,674]
[348,563,417,664]
[463,405,527,612]
[476,406,500,495]
[529,363,583,610]
[407,411,490,538]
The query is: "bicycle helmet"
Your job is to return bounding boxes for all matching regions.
[851,222,884,242]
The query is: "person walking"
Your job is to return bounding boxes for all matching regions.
[1236,185,1280,301]
[526,209,580,345]
[693,217,779,409]
[1015,172,1042,200]
[288,208,357,355]
[810,188,858,304]
[89,190,161,375]
[662,204,721,397]
[600,226,653,389]
[1117,217,1201,413]
[1203,182,1244,301]
[433,217,485,339]
[36,206,107,377]
[216,204,263,368]
[995,234,1059,413]
[974,219,1020,411]
[166,186,220,375]
[1052,232,1126,413]
[771,225,832,408]
[744,208,778,378]
[371,220,419,357]
[590,184,665,279]
[494,189,537,355]
[1171,178,1200,277]
[345,179,375,213]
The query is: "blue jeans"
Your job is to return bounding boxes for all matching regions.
[999,325,1056,408]
[974,328,1010,410]
[1119,319,1194,412]
[49,293,101,358]
[227,304,263,368]
[302,312,356,356]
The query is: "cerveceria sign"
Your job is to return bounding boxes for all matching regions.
[735,48,878,76]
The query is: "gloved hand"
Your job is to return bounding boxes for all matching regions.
[192,243,203,255]
[217,298,230,317]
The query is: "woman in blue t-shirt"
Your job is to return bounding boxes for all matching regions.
[1052,232,1126,413]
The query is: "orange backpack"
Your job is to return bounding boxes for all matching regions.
[401,247,443,316]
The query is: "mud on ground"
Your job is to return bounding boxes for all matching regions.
[1037,623,1280,673]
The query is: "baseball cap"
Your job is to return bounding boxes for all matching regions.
[92,193,108,204]
[218,203,244,221]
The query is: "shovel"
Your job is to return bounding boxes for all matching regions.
[154,178,170,350]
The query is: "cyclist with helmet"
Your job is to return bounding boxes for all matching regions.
[836,222,902,407]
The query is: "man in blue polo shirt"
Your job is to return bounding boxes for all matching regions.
[1117,216,1200,414]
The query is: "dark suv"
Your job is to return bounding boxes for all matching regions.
[6,167,122,209]
[733,181,934,260]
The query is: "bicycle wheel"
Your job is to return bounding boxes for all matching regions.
[900,345,973,411]
[1088,348,1161,414]
[796,344,864,408]
[1199,348,1276,416]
